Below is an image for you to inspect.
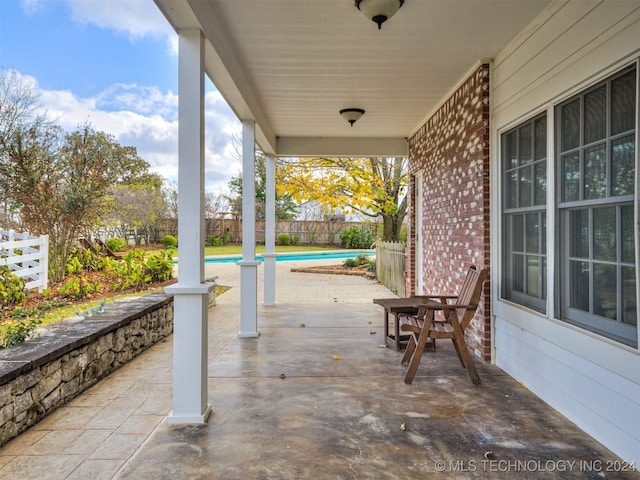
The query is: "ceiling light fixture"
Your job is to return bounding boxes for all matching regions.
[339,108,365,126]
[355,0,404,30]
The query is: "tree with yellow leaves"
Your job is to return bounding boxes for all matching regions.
[277,157,407,241]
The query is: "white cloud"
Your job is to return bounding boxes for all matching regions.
[67,0,172,41]
[96,83,178,118]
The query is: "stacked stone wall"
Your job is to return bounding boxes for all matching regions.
[0,293,173,447]
[407,63,491,360]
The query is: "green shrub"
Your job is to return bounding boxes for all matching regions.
[277,233,291,245]
[144,251,174,283]
[160,235,178,249]
[69,247,104,272]
[339,226,374,249]
[208,235,222,246]
[57,276,101,300]
[292,235,300,245]
[355,254,372,266]
[0,266,26,307]
[106,237,127,252]
[105,249,174,291]
[66,256,83,275]
[343,258,358,268]
[0,317,42,350]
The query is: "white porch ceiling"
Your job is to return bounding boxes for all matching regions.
[154,0,551,157]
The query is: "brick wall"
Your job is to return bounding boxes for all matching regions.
[407,64,491,361]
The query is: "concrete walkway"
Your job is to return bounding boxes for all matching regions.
[0,258,637,479]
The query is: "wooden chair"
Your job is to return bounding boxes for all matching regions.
[399,266,488,385]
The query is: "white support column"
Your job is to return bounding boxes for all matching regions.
[165,29,213,424]
[263,154,276,306]
[237,120,260,337]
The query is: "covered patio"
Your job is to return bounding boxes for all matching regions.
[153,0,551,426]
[1,260,635,479]
[151,0,639,469]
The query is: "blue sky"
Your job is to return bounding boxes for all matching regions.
[0,0,241,193]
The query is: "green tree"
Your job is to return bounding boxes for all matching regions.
[0,121,149,281]
[105,180,166,245]
[278,157,407,241]
[228,151,297,220]
[0,70,163,281]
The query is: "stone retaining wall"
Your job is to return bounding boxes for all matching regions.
[0,292,173,448]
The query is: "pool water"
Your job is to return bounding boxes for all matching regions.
[203,251,375,264]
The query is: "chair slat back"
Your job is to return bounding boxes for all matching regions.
[457,266,488,331]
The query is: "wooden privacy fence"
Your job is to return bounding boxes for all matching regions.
[154,218,379,246]
[376,241,406,297]
[0,230,49,292]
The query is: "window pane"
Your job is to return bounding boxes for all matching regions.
[526,213,539,253]
[519,123,532,164]
[506,170,517,208]
[513,253,524,292]
[534,116,547,160]
[622,205,635,263]
[594,263,616,320]
[612,135,635,196]
[622,266,637,326]
[526,255,540,297]
[513,214,523,251]
[505,131,518,168]
[519,165,532,207]
[534,161,546,205]
[584,85,606,144]
[570,209,589,258]
[561,99,580,151]
[612,69,636,135]
[570,261,590,312]
[593,207,616,261]
[562,152,580,202]
[541,212,547,252]
[584,143,607,199]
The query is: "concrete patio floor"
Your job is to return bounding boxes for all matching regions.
[1,258,638,479]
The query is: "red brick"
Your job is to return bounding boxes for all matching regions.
[407,64,491,361]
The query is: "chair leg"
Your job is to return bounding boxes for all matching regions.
[401,334,416,366]
[403,309,435,384]
[404,329,431,384]
[450,321,481,386]
[450,338,464,368]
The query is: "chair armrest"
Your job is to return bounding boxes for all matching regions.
[425,303,476,310]
[411,295,457,300]
[400,324,421,333]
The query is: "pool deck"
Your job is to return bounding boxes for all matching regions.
[1,258,637,479]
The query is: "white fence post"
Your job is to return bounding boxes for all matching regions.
[39,234,49,292]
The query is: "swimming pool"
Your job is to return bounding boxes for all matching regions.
[202,250,375,264]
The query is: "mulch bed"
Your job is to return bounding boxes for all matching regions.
[290,264,376,279]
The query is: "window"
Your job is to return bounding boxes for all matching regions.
[502,114,547,312]
[557,66,637,347]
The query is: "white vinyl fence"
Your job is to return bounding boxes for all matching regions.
[376,241,406,297]
[0,230,49,292]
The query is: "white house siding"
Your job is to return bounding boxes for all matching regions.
[491,0,640,466]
